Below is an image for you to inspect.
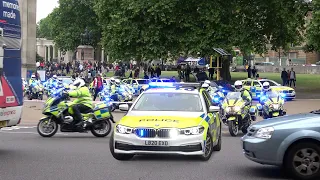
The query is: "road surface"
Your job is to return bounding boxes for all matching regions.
[0,99,319,180]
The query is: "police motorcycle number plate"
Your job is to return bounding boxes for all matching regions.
[144,140,169,146]
[0,120,7,128]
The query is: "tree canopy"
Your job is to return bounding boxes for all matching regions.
[37,0,311,63]
[37,0,101,51]
[306,0,320,51]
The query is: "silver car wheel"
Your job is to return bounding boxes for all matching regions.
[293,148,320,176]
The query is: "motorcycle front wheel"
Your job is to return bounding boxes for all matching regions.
[37,117,58,137]
[228,120,239,137]
[90,119,112,137]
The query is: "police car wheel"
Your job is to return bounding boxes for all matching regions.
[200,131,214,161]
[109,133,134,160]
[213,126,222,151]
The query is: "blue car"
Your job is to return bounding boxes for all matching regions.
[242,110,320,180]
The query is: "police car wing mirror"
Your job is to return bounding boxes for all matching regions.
[209,106,220,113]
[119,104,129,111]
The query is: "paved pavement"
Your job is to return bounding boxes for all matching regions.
[0,100,319,180]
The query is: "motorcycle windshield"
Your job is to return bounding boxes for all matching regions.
[265,91,279,98]
[226,92,241,100]
[224,92,243,106]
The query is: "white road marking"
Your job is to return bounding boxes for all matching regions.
[0,126,36,131]
[0,131,68,135]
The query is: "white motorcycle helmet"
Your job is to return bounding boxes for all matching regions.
[262,82,271,92]
[204,80,211,85]
[115,79,120,86]
[72,78,86,88]
[31,75,36,79]
[234,80,243,92]
[201,83,209,89]
[53,75,57,79]
[110,77,116,84]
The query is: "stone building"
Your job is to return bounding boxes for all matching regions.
[19,0,37,78]
[254,11,320,66]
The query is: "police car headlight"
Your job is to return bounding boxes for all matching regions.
[181,126,204,135]
[254,127,274,139]
[116,125,134,134]
[169,129,179,137]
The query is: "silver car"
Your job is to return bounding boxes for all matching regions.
[242,110,320,180]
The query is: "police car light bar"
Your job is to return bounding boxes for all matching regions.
[148,82,200,89]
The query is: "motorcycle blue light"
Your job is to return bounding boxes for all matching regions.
[280,93,286,98]
[213,97,220,103]
[260,96,267,101]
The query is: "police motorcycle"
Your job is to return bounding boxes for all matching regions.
[221,81,257,136]
[201,81,225,106]
[37,85,115,138]
[98,87,115,111]
[256,82,286,119]
[27,80,44,100]
[107,79,133,111]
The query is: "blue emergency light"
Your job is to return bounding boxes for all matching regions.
[213,96,220,103]
[148,82,174,88]
[260,95,268,102]
[280,93,286,98]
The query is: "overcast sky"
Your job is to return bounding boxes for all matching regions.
[36,0,59,22]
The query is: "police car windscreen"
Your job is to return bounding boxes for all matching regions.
[132,93,203,112]
[61,78,73,84]
[137,80,149,84]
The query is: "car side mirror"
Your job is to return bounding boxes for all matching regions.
[209,106,220,113]
[119,104,129,111]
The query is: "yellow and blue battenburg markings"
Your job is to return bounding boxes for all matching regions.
[200,113,210,122]
[93,103,111,119]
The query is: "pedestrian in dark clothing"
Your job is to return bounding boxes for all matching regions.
[281,68,288,86]
[208,68,214,80]
[289,68,296,88]
[185,64,191,82]
[252,66,257,78]
[247,65,252,78]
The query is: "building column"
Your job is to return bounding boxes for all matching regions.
[44,46,47,61]
[58,49,61,61]
[101,48,104,63]
[19,0,37,78]
[53,46,56,59]
[48,46,51,61]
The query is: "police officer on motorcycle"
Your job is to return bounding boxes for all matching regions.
[28,75,38,92]
[259,82,272,105]
[49,75,59,84]
[110,79,121,101]
[67,78,93,127]
[261,82,271,95]
[234,80,252,105]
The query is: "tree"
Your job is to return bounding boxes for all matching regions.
[306,0,320,51]
[36,14,55,39]
[232,0,310,56]
[47,0,102,52]
[94,0,238,79]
